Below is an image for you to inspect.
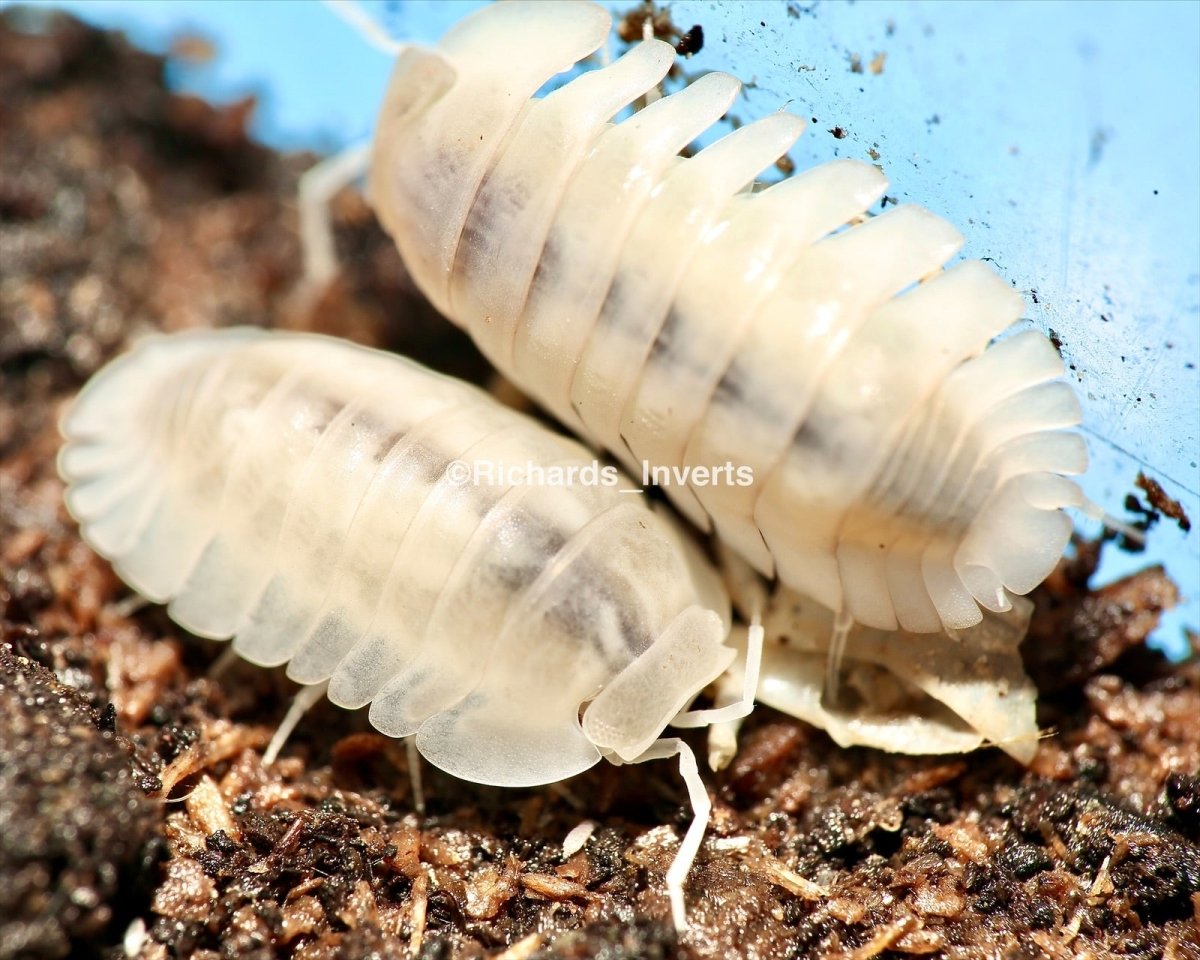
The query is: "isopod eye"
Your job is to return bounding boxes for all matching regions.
[582,605,733,762]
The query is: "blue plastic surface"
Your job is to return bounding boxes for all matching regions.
[7,0,1198,654]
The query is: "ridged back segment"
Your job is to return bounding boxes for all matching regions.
[58,329,731,787]
[368,0,611,318]
[369,0,1087,634]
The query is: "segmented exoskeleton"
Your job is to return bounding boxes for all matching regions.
[57,328,740,787]
[365,0,1086,638]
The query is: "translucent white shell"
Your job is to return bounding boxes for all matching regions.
[759,588,1037,763]
[367,0,1087,636]
[57,328,734,787]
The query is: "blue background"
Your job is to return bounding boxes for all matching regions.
[6,0,1198,655]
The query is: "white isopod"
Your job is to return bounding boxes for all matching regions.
[345,0,1090,643]
[58,327,763,929]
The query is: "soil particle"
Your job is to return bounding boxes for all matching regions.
[674,26,704,58]
[1135,471,1192,534]
[0,647,158,960]
[1022,539,1180,694]
[1,11,1197,960]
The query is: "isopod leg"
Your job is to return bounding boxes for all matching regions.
[715,540,770,624]
[670,619,763,729]
[297,141,372,294]
[324,0,408,57]
[405,736,425,815]
[823,608,855,707]
[629,737,709,932]
[263,680,329,765]
[699,544,767,769]
[206,645,241,680]
[1080,497,1146,547]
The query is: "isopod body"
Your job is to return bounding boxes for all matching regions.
[366,0,1088,636]
[57,328,735,788]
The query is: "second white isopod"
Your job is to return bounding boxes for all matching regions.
[57,328,738,791]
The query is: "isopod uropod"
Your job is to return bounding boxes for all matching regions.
[58,327,761,929]
[358,0,1089,641]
